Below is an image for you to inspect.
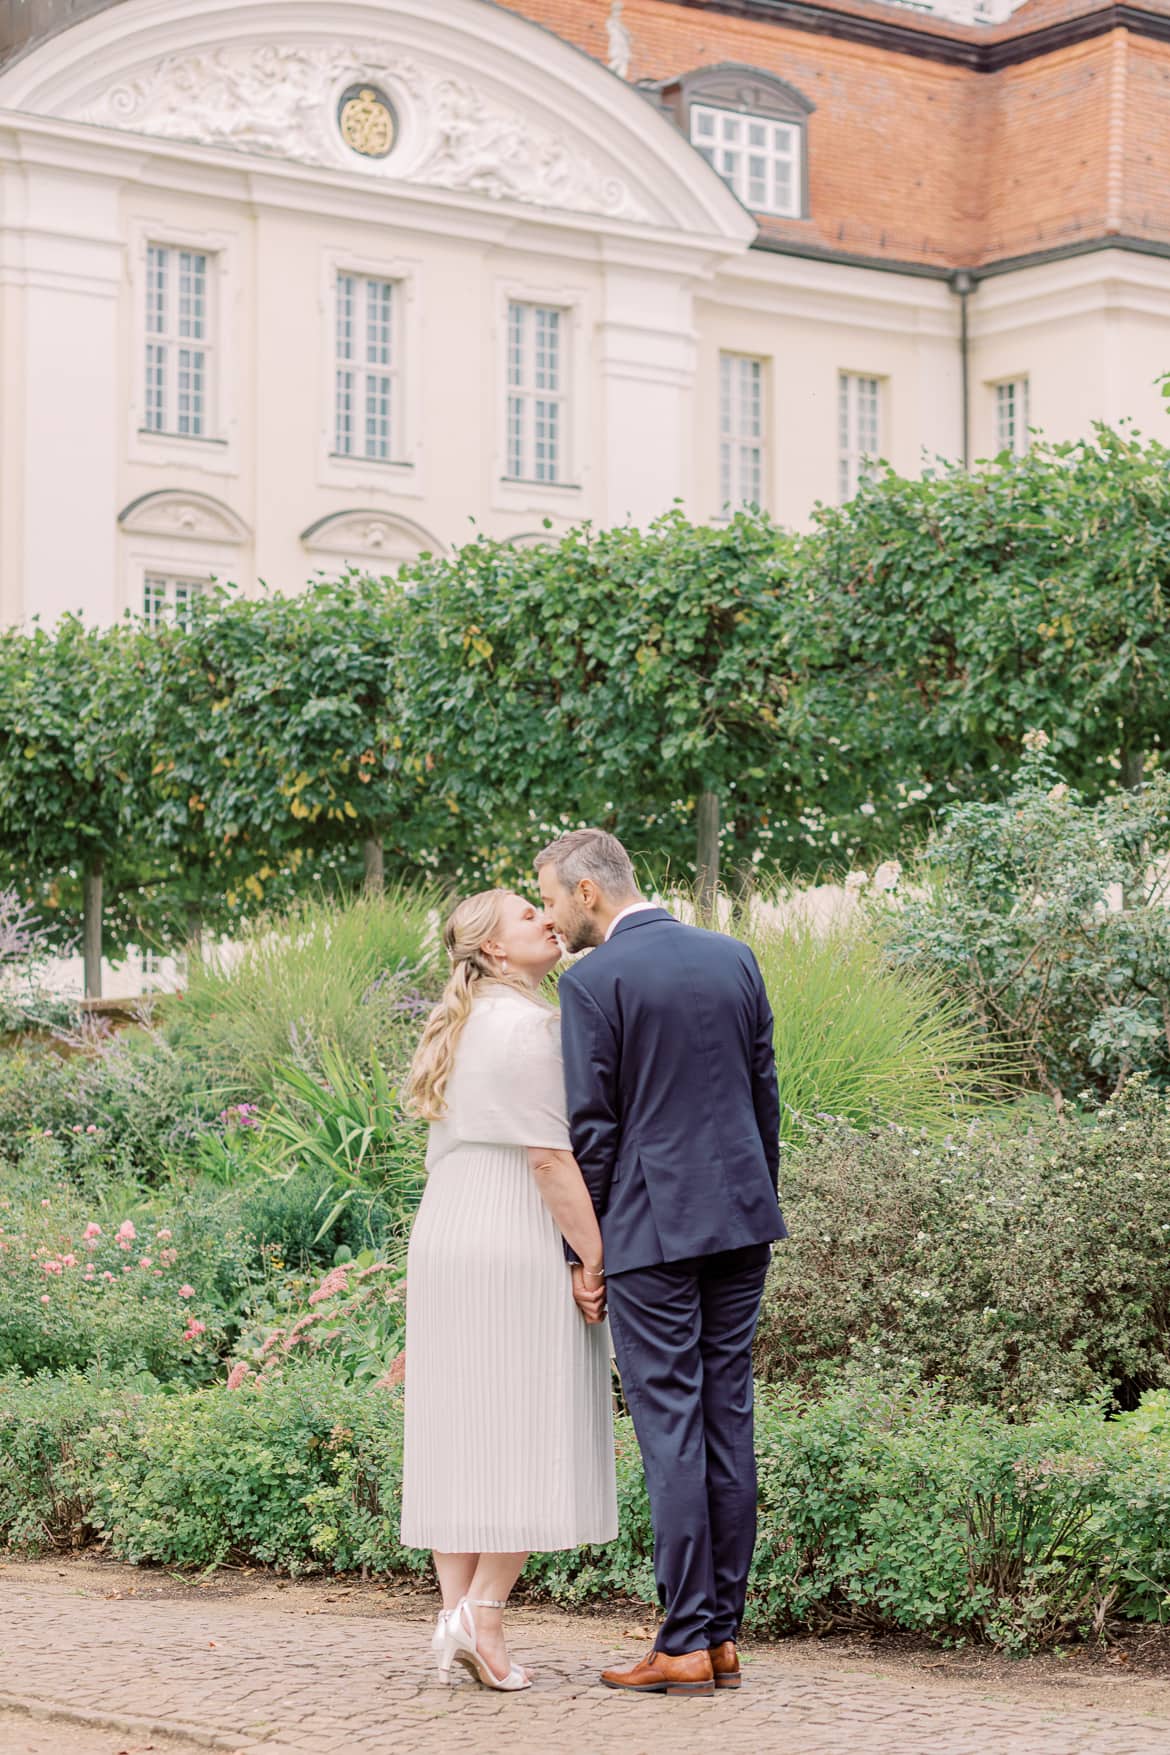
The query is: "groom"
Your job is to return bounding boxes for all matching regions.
[536,829,786,1698]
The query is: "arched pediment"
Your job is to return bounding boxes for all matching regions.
[0,0,756,240]
[118,489,250,544]
[300,508,443,565]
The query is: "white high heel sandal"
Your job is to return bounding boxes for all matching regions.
[436,1597,531,1691]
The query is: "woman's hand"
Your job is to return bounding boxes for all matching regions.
[571,1262,607,1324]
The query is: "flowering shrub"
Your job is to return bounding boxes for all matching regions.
[232,1253,406,1388]
[0,1191,226,1382]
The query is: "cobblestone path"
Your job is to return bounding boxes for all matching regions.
[2,1565,1169,1755]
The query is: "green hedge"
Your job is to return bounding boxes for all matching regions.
[3,1362,1169,1651]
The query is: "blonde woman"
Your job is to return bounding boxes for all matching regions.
[400,890,618,1692]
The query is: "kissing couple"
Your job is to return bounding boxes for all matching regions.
[400,828,786,1695]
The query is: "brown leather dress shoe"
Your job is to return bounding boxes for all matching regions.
[600,1646,715,1696]
[709,1641,741,1689]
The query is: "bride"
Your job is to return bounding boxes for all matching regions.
[400,890,618,1691]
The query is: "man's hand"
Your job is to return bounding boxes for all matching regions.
[571,1263,607,1324]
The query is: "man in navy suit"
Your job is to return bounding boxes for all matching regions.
[536,828,785,1699]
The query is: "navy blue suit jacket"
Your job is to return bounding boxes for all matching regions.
[559,908,786,1276]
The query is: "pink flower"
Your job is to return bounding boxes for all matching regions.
[116,1221,136,1242]
[153,1269,163,1277]
[85,1239,97,1252]
[40,1294,50,1304]
[117,1239,131,1251]
[83,1223,101,1240]
[42,1261,62,1276]
[226,1362,251,1391]
[42,1131,52,1139]
[138,1257,152,1270]
[85,1124,98,1135]
[183,1319,207,1341]
[178,1284,195,1299]
[156,1229,172,1240]
[308,1265,351,1306]
[160,1248,178,1266]
[122,1264,133,1274]
[84,1266,95,1278]
[40,1198,50,1207]
[101,1271,115,1282]
[71,1125,82,1134]
[60,1254,77,1268]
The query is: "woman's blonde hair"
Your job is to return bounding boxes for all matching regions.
[404,889,549,1122]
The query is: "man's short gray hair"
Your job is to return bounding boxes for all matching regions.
[535,828,637,897]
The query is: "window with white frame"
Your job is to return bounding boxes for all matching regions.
[144,245,213,437]
[838,373,882,502]
[691,104,801,218]
[334,273,398,461]
[506,302,566,484]
[719,353,765,510]
[994,377,1030,457]
[143,574,205,631]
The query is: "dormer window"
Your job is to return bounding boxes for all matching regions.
[691,105,801,217]
[655,64,814,220]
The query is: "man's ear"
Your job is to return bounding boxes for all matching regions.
[578,878,599,912]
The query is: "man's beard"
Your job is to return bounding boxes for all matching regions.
[562,900,603,954]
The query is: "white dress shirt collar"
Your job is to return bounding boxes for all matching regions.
[604,901,659,942]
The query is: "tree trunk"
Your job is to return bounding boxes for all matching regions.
[185,901,203,965]
[1120,745,1144,791]
[363,835,385,895]
[83,859,103,1000]
[696,791,720,922]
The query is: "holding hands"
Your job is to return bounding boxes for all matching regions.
[572,1262,607,1325]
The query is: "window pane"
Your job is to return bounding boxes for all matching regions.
[336,274,355,364]
[143,577,167,628]
[694,110,716,138]
[146,246,167,336]
[365,373,391,460]
[507,393,525,479]
[508,302,526,390]
[366,279,392,368]
[335,368,354,455]
[178,252,206,341]
[144,342,166,431]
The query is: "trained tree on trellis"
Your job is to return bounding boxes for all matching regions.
[0,617,148,996]
[789,422,1170,859]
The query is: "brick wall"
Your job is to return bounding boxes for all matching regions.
[500,0,1170,268]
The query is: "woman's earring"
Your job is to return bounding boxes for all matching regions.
[501,956,509,973]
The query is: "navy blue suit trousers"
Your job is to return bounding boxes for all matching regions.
[605,1243,771,1653]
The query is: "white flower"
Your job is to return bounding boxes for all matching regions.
[1022,728,1050,753]
[859,801,877,817]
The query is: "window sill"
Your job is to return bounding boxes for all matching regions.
[499,477,581,491]
[137,430,228,447]
[329,453,414,469]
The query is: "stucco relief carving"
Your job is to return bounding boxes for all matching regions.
[300,509,443,564]
[77,42,650,220]
[118,490,249,545]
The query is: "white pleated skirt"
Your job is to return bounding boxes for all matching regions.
[399,1142,619,1553]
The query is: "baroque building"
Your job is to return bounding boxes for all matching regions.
[2,0,1169,628]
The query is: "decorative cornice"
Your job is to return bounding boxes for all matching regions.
[663,0,1170,70]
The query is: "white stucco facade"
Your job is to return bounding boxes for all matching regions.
[1,0,1170,630]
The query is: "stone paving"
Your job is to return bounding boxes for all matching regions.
[2,1566,1170,1755]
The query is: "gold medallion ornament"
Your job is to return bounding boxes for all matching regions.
[338,84,396,159]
